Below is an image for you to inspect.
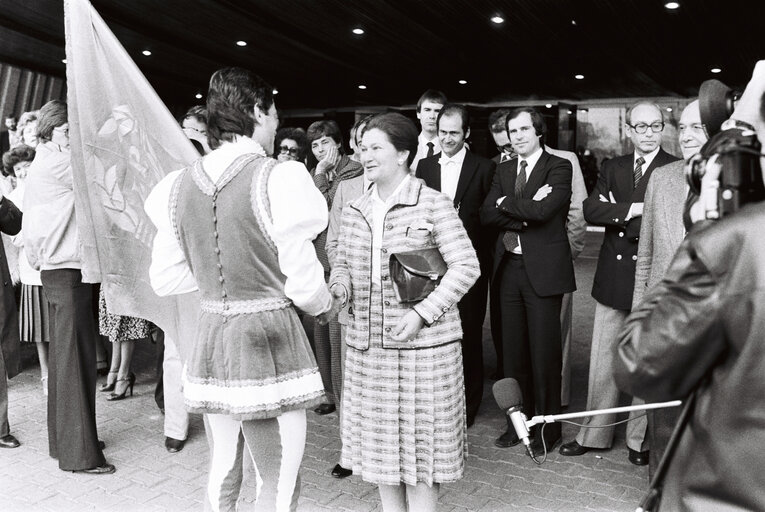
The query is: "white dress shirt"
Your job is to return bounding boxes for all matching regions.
[144,136,331,316]
[370,175,411,287]
[633,147,661,180]
[411,132,441,172]
[438,146,466,201]
[496,147,545,254]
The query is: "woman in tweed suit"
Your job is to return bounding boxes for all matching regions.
[329,113,480,512]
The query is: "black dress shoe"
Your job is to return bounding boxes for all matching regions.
[165,437,186,453]
[495,429,521,448]
[0,434,20,448]
[72,463,116,474]
[314,403,336,415]
[331,464,352,478]
[559,440,590,456]
[628,448,649,466]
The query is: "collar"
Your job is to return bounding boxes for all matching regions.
[202,136,267,178]
[634,147,661,169]
[371,174,412,206]
[438,146,467,167]
[418,132,439,147]
[519,147,543,172]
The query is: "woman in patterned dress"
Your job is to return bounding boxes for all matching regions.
[98,287,150,400]
[329,113,480,512]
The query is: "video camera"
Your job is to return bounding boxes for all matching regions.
[685,79,765,218]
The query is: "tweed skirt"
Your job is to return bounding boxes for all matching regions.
[341,285,467,486]
[20,284,50,343]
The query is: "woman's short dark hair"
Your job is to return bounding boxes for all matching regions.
[506,107,547,145]
[206,67,274,150]
[2,144,36,177]
[363,113,418,166]
[275,127,308,161]
[306,120,343,148]
[184,105,208,124]
[37,100,67,142]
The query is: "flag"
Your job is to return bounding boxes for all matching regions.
[64,0,200,346]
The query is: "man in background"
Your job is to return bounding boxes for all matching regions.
[410,89,446,172]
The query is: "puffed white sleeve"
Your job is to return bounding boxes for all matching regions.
[144,170,199,296]
[266,161,332,316]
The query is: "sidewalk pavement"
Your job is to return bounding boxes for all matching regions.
[2,232,652,511]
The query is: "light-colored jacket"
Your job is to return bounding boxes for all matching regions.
[22,142,81,271]
[330,177,479,350]
[546,145,587,259]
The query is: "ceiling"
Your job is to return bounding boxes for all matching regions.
[1,0,764,112]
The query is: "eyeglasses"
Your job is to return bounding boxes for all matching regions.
[279,145,300,157]
[628,122,664,134]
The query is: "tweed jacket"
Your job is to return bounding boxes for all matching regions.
[329,176,480,350]
[632,161,687,308]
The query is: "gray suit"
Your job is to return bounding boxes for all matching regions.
[546,146,587,407]
[631,160,686,476]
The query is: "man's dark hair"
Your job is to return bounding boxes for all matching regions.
[489,108,512,133]
[2,144,35,177]
[416,89,447,112]
[506,107,547,145]
[206,67,275,150]
[364,113,419,166]
[437,103,470,133]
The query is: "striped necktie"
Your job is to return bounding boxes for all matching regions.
[502,160,528,252]
[634,156,645,188]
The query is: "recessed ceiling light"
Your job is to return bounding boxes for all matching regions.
[195,93,203,99]
[142,50,152,56]
[358,85,367,90]
[272,89,279,95]
[574,74,584,80]
[664,1,680,9]
[61,58,67,64]
[545,103,552,108]
[352,28,364,35]
[571,19,577,26]
[666,107,673,112]
[567,110,573,115]
[491,16,504,24]
[236,40,247,47]
[458,80,467,85]
[711,67,722,74]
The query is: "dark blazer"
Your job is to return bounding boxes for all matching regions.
[480,150,576,297]
[0,197,22,379]
[416,150,496,262]
[583,148,679,310]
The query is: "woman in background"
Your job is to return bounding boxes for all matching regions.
[274,127,308,164]
[330,113,479,512]
[4,145,50,395]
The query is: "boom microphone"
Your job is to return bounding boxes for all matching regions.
[493,378,533,458]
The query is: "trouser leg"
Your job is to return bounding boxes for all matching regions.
[560,292,573,407]
[312,320,334,404]
[163,333,189,441]
[240,409,307,512]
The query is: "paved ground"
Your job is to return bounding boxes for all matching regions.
[2,232,652,511]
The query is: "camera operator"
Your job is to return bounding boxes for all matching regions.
[614,61,765,511]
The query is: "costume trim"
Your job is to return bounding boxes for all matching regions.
[169,169,187,244]
[199,296,292,316]
[190,153,260,196]
[251,158,279,256]
[182,365,325,418]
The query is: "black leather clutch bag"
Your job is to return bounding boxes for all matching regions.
[389,248,447,303]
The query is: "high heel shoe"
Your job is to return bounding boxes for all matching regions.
[99,371,119,392]
[107,373,135,401]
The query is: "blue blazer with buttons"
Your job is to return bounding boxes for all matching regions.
[583,148,679,310]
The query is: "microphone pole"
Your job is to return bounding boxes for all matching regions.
[525,400,682,428]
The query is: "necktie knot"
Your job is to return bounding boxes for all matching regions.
[636,157,645,167]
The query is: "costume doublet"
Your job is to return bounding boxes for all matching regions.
[146,138,330,421]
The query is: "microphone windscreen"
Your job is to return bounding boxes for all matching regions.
[493,378,523,411]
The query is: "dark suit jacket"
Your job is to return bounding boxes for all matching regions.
[416,150,496,264]
[0,197,22,379]
[480,150,576,297]
[583,148,679,310]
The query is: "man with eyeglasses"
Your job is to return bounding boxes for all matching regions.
[630,99,707,477]
[560,101,678,465]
